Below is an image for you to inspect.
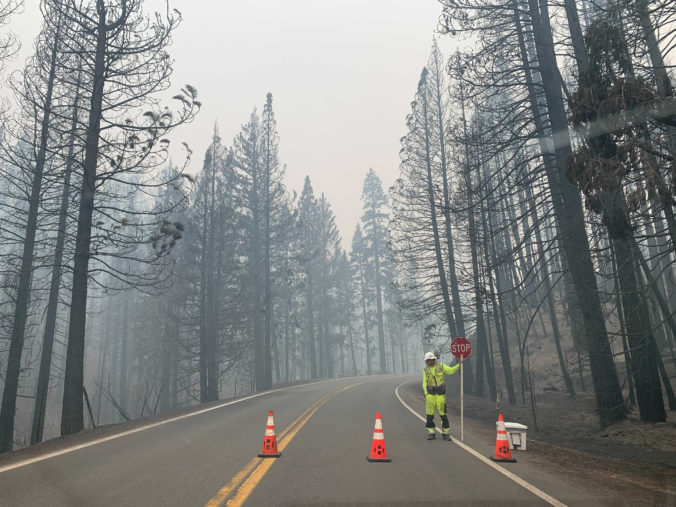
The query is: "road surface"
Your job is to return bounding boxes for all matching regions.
[0,375,604,506]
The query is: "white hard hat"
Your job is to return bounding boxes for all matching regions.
[424,352,436,361]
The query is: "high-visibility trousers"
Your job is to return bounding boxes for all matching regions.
[425,393,450,434]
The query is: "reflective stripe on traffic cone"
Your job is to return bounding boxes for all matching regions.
[490,413,516,463]
[258,410,281,458]
[367,412,391,462]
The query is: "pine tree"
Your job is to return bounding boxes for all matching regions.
[60,1,199,436]
[298,176,319,378]
[360,169,389,374]
[0,0,68,450]
[351,224,373,376]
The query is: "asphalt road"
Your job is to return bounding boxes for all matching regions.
[0,375,606,506]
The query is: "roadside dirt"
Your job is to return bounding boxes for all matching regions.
[402,380,676,506]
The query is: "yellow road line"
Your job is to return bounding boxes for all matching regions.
[204,458,260,507]
[204,396,326,507]
[225,396,330,507]
[206,383,360,507]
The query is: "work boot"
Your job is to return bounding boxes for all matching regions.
[427,433,436,440]
[442,433,451,442]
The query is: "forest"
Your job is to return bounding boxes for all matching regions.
[0,0,673,454]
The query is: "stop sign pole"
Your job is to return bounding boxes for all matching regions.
[451,337,472,441]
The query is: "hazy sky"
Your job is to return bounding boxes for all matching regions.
[9,0,454,244]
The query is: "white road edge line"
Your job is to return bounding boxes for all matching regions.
[395,382,566,507]
[0,377,349,474]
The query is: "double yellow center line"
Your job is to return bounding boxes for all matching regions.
[205,382,360,507]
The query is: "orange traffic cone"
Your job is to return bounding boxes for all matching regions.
[490,413,516,463]
[367,412,391,462]
[258,410,281,458]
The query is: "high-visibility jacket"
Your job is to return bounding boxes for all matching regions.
[423,362,460,396]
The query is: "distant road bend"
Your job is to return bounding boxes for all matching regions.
[0,375,602,506]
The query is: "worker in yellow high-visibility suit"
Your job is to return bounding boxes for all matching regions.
[423,351,462,440]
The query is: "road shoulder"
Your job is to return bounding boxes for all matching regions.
[399,380,676,506]
[0,378,326,471]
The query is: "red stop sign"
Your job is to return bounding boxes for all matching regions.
[451,337,472,359]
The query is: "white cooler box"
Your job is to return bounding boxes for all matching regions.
[496,421,528,450]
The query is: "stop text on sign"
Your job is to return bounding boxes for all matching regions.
[451,337,472,359]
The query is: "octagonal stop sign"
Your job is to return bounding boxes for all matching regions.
[451,337,472,359]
